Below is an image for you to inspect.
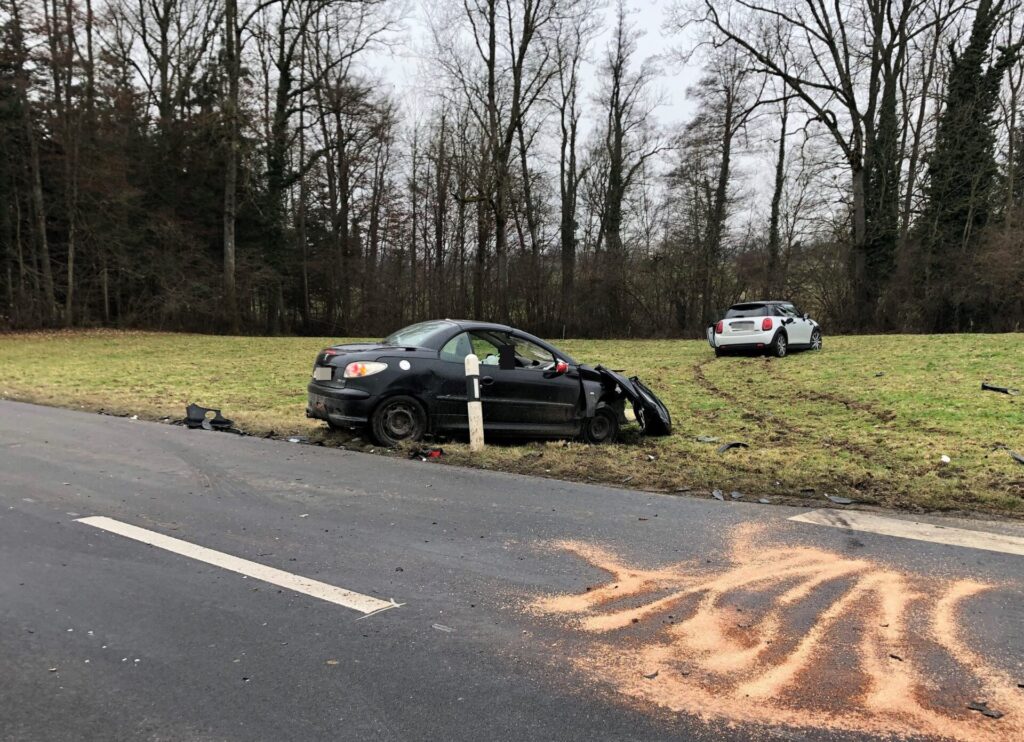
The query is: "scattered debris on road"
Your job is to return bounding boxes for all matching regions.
[967,701,1003,719]
[287,436,308,444]
[432,623,453,633]
[696,435,719,443]
[642,670,659,679]
[730,491,743,500]
[716,441,749,454]
[825,494,855,505]
[712,490,725,501]
[981,382,1020,396]
[1009,449,1024,466]
[758,498,772,504]
[409,447,444,461]
[939,454,951,465]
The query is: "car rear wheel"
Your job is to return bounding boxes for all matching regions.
[370,395,427,447]
[810,329,823,351]
[714,347,724,357]
[769,332,788,358]
[583,406,619,444]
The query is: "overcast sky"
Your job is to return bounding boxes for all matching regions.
[371,0,702,136]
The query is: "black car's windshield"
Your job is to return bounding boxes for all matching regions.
[383,320,454,348]
[725,303,770,318]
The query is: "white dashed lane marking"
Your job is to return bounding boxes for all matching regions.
[790,509,1024,557]
[77,516,400,615]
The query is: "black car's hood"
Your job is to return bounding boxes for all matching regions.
[582,364,672,436]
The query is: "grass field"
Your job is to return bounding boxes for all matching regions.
[1,330,1022,515]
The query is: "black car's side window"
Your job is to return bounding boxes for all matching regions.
[439,333,473,363]
[511,336,555,369]
[439,332,502,365]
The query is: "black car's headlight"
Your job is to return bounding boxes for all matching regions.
[343,361,388,379]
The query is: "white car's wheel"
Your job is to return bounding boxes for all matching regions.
[810,329,822,351]
[770,332,787,358]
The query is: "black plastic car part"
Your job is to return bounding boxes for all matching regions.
[592,366,672,436]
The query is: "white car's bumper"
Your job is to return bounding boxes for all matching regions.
[708,327,775,350]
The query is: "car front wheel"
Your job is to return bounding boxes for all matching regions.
[769,332,788,358]
[583,407,619,444]
[370,395,427,447]
[810,329,823,351]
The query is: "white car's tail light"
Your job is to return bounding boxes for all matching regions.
[344,361,388,378]
[762,317,774,331]
[715,321,724,334]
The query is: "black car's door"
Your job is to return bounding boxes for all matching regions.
[433,330,581,431]
[434,331,515,428]
[480,333,580,428]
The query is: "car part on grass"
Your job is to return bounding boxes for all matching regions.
[717,441,749,454]
[826,494,855,505]
[184,403,234,431]
[409,447,444,461]
[696,435,719,443]
[1009,449,1024,466]
[981,382,1020,396]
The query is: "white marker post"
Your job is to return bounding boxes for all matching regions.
[465,353,484,451]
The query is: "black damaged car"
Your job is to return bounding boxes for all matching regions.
[306,319,672,446]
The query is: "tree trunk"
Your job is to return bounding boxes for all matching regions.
[223,0,240,333]
[25,104,55,322]
[765,97,788,297]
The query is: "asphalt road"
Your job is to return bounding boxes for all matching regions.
[1,401,1022,742]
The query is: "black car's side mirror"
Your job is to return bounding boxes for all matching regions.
[543,360,570,379]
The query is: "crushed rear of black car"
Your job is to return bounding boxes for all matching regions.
[306,319,671,446]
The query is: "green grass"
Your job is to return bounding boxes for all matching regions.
[1,329,1022,515]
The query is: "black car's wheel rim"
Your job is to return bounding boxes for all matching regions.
[381,402,422,441]
[590,414,612,441]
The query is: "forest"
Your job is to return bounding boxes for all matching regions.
[2,0,1023,338]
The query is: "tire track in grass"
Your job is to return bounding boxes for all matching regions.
[692,358,884,466]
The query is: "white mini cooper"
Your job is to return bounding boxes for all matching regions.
[707,301,822,358]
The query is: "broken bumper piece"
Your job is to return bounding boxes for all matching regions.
[592,366,672,436]
[306,381,374,427]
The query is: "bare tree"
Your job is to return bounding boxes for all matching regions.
[695,0,964,327]
[590,0,665,332]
